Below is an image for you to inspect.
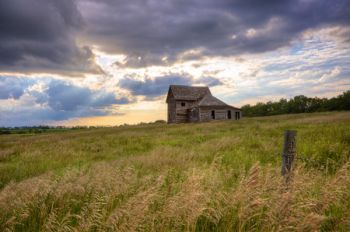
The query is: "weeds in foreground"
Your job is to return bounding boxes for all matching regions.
[0,161,349,231]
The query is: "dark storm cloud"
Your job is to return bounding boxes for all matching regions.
[2,0,348,72]
[199,76,223,87]
[0,0,101,75]
[0,76,130,109]
[118,74,222,98]
[0,77,131,126]
[46,81,91,111]
[0,76,34,99]
[45,80,130,111]
[0,106,114,127]
[79,0,350,67]
[118,75,193,98]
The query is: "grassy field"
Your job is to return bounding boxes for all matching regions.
[0,112,349,231]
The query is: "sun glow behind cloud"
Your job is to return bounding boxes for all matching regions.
[0,0,349,126]
[57,104,166,127]
[1,26,349,127]
[58,28,350,126]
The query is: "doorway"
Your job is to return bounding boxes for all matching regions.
[227,110,232,119]
[235,112,240,120]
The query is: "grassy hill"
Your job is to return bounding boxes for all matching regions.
[0,112,349,231]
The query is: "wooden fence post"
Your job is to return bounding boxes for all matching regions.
[281,130,297,177]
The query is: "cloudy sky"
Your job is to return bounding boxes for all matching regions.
[1,0,349,126]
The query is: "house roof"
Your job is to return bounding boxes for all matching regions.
[166,85,211,102]
[196,94,241,110]
[197,94,228,106]
[166,85,241,110]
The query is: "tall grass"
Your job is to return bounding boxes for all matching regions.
[0,112,349,231]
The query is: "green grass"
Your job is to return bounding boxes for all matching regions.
[0,111,349,231]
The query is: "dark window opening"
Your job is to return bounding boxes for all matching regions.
[227,110,232,119]
[181,102,186,107]
[235,112,240,120]
[211,110,215,119]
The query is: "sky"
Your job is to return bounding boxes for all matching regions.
[0,0,350,127]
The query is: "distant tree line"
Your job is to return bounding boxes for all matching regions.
[0,120,167,135]
[0,125,88,135]
[241,90,350,117]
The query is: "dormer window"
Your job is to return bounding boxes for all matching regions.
[181,102,186,107]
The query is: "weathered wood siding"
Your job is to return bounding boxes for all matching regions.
[174,100,195,123]
[167,98,177,123]
[199,108,241,121]
[199,109,211,121]
[188,107,199,122]
[167,96,241,123]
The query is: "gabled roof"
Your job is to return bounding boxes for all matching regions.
[166,85,211,102]
[166,85,241,110]
[196,94,241,110]
[197,94,228,106]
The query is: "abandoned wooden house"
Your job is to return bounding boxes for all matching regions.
[166,85,241,123]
